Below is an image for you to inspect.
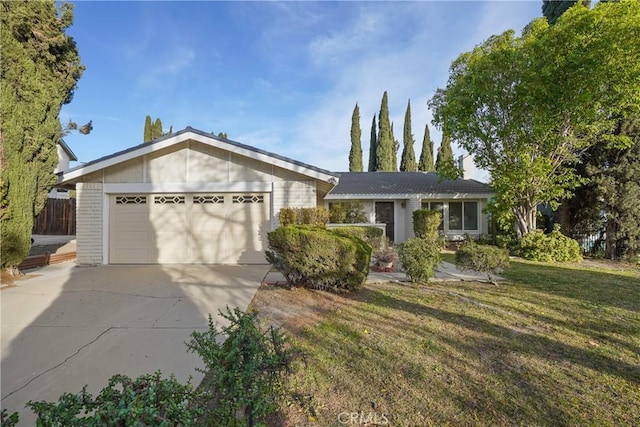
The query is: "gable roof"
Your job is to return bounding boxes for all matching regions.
[58,139,77,161]
[60,127,338,184]
[325,172,493,199]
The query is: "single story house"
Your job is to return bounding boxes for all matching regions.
[59,127,493,265]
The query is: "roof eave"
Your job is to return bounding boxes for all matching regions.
[60,129,338,185]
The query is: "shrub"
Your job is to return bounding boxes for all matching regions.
[279,207,329,227]
[399,238,442,283]
[413,209,442,240]
[328,201,367,224]
[455,241,510,284]
[518,225,583,263]
[332,225,384,253]
[26,372,201,426]
[187,307,293,426]
[266,225,371,292]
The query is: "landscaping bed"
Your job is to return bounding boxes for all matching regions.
[249,258,640,426]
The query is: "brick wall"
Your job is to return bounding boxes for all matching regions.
[76,182,103,265]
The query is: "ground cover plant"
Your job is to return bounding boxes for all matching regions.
[250,257,640,426]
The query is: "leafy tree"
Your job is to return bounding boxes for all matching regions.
[418,124,435,172]
[429,1,640,238]
[367,115,377,171]
[1,0,86,272]
[400,100,417,172]
[375,91,395,171]
[542,0,590,25]
[349,103,363,172]
[435,133,460,179]
[143,115,153,142]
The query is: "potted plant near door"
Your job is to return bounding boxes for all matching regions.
[373,246,398,272]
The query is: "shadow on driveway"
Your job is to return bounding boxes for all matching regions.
[1,262,268,424]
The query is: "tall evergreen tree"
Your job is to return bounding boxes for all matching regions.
[349,103,363,172]
[375,91,395,171]
[418,124,435,172]
[368,115,377,171]
[400,100,417,171]
[542,0,590,25]
[391,122,399,171]
[144,115,153,142]
[1,1,85,271]
[153,118,163,140]
[435,133,460,179]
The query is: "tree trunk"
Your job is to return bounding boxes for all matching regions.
[605,216,617,259]
[514,204,537,239]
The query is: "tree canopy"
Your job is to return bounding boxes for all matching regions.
[1,0,85,271]
[367,115,377,171]
[434,133,459,180]
[429,0,640,237]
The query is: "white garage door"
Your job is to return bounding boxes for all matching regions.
[109,193,270,264]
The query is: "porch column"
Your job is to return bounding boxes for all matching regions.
[404,197,422,241]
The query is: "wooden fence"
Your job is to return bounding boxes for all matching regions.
[32,198,76,235]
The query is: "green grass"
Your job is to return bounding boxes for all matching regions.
[281,258,640,426]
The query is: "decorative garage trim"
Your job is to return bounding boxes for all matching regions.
[102,182,272,194]
[193,195,224,204]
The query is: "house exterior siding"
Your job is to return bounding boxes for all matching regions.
[76,182,103,265]
[272,180,317,228]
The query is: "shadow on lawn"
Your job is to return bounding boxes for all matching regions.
[354,287,640,385]
[501,261,640,313]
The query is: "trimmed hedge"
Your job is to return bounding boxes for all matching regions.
[399,238,442,283]
[266,225,371,292]
[279,207,329,227]
[332,226,384,252]
[455,241,510,283]
[518,226,583,263]
[413,209,442,240]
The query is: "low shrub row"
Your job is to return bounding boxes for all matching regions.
[455,241,510,283]
[279,207,329,227]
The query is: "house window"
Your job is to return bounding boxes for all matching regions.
[449,201,478,231]
[421,201,444,230]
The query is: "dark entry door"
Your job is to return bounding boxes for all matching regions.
[375,202,395,242]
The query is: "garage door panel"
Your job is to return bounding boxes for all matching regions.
[110,193,269,264]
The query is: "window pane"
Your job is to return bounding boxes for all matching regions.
[464,202,478,230]
[430,202,444,230]
[421,201,429,210]
[449,202,463,230]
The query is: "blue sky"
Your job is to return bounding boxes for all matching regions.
[61,1,542,181]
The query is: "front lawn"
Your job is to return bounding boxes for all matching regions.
[250,258,640,426]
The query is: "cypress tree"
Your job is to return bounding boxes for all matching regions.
[144,115,153,142]
[368,115,377,171]
[418,124,435,172]
[400,100,417,172]
[153,118,163,139]
[435,132,460,179]
[391,122,399,171]
[375,91,394,171]
[349,103,363,172]
[1,1,85,271]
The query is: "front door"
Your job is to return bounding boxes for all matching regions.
[375,201,395,242]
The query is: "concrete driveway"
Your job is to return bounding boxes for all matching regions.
[1,262,269,425]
